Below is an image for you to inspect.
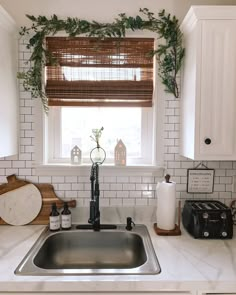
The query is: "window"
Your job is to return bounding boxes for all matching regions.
[45,37,156,166]
[47,106,153,165]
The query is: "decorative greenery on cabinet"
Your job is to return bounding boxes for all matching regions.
[18,8,185,113]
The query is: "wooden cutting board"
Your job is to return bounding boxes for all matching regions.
[0,183,42,225]
[0,175,76,225]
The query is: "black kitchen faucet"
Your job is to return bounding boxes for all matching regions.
[88,163,101,231]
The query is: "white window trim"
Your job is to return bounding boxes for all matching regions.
[34,37,165,177]
[47,107,153,165]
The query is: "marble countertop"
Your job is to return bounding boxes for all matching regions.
[0,207,236,293]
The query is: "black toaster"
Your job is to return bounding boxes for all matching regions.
[182,200,233,239]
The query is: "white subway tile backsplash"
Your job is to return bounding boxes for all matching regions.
[164,123,175,131]
[215,169,226,177]
[0,161,12,168]
[19,168,32,176]
[142,191,154,198]
[226,170,236,177]
[135,199,148,206]
[168,146,179,154]
[129,191,142,198]
[168,131,179,139]
[180,176,187,184]
[117,191,129,198]
[181,161,194,169]
[38,176,52,183]
[168,100,179,109]
[136,183,148,191]
[84,183,91,191]
[123,183,135,191]
[226,184,233,192]
[78,176,90,183]
[25,146,34,153]
[176,183,187,192]
[220,177,232,184]
[12,161,25,168]
[65,190,78,198]
[122,198,135,206]
[164,139,175,146]
[58,183,72,191]
[52,176,65,183]
[104,176,117,183]
[21,107,32,115]
[65,176,78,183]
[20,122,32,130]
[110,199,122,206]
[165,108,175,116]
[167,161,181,169]
[219,192,231,199]
[99,183,110,191]
[104,191,117,198]
[25,130,34,138]
[142,176,154,183]
[78,191,90,198]
[25,115,34,122]
[100,198,110,206]
[117,176,129,183]
[213,184,226,192]
[168,116,180,124]
[26,176,39,183]
[174,169,187,177]
[164,154,175,161]
[72,183,84,191]
[110,183,122,191]
[130,176,142,183]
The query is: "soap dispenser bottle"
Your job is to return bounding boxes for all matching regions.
[61,202,72,230]
[49,203,60,231]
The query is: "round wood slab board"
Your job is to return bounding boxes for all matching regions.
[0,184,42,225]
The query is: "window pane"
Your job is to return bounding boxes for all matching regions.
[61,107,141,160]
[62,67,141,81]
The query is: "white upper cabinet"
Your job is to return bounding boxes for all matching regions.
[0,5,18,158]
[180,6,236,160]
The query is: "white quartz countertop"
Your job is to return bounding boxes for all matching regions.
[0,221,236,294]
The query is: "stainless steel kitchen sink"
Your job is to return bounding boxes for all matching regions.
[15,224,161,275]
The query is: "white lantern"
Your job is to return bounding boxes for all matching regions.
[71,145,82,164]
[114,139,126,166]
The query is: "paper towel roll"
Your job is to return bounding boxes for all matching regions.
[156,179,176,230]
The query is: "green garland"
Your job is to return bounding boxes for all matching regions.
[18,8,185,113]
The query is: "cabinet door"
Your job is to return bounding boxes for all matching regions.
[0,8,18,158]
[198,20,236,158]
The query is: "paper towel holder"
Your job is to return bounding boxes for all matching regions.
[153,200,181,236]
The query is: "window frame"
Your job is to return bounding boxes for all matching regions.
[46,106,154,165]
[34,36,165,175]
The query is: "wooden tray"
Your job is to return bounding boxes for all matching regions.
[0,175,76,225]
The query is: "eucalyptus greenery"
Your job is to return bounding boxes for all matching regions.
[18,8,185,113]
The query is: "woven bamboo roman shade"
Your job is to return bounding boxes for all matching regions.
[46,37,154,107]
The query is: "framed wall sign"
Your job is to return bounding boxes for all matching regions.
[187,167,215,193]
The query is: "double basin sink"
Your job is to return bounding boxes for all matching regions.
[15,224,161,275]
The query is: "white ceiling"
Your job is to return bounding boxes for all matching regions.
[0,0,236,27]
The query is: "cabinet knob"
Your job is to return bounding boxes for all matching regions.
[204,138,211,145]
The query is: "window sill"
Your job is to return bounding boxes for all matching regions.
[34,163,165,177]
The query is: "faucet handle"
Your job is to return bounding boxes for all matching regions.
[126,217,135,231]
